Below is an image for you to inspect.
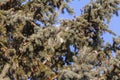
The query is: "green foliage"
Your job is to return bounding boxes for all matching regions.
[0,0,120,80]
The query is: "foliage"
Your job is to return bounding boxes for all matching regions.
[0,0,120,80]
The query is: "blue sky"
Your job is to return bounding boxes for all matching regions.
[103,13,120,43]
[59,0,120,43]
[23,0,120,43]
[59,0,120,57]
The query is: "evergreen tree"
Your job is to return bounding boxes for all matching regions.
[0,0,120,80]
